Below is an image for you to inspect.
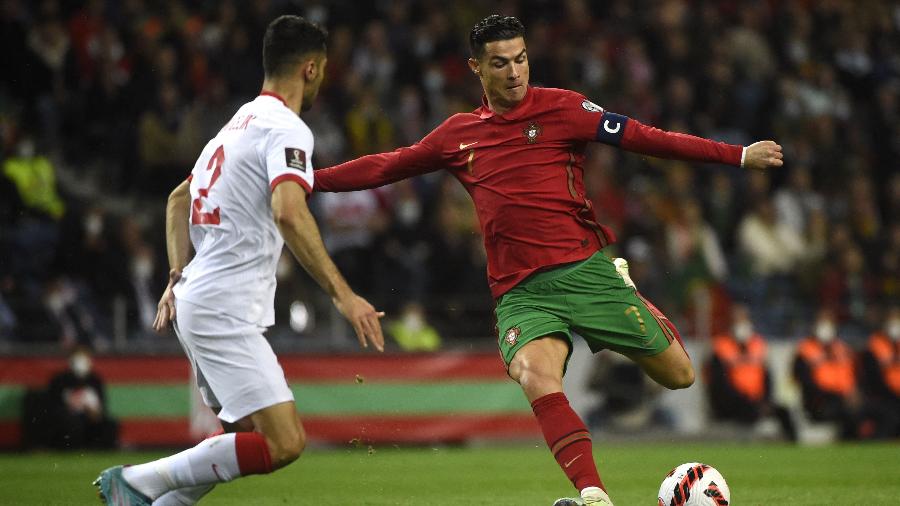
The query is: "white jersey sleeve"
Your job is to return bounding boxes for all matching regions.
[265,125,315,193]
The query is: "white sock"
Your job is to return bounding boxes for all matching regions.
[152,484,216,506]
[123,433,242,499]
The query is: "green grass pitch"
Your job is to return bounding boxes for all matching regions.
[4,442,899,505]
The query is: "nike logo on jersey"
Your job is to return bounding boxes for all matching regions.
[459,141,479,150]
[564,454,583,468]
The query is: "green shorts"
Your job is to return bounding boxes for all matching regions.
[495,251,676,370]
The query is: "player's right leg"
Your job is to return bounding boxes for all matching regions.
[496,264,613,505]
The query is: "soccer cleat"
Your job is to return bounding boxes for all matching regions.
[93,465,152,506]
[581,486,614,505]
[613,258,635,289]
[552,499,582,506]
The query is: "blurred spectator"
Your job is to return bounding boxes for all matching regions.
[316,188,389,298]
[704,305,796,441]
[819,244,878,341]
[39,346,118,449]
[664,198,728,339]
[387,302,441,352]
[3,129,65,295]
[792,308,861,439]
[736,197,807,334]
[137,79,196,195]
[858,306,900,438]
[773,164,824,237]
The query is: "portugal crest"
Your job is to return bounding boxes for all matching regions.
[504,326,521,346]
[523,122,542,144]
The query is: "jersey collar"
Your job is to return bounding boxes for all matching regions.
[478,86,534,121]
[259,90,288,107]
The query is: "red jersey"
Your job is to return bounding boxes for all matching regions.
[315,87,743,298]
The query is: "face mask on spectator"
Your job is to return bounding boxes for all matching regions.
[733,321,753,343]
[71,353,92,378]
[815,320,836,342]
[887,318,900,341]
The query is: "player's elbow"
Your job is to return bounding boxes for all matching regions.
[272,207,302,231]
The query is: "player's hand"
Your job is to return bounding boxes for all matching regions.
[334,293,385,352]
[153,269,182,334]
[743,140,783,170]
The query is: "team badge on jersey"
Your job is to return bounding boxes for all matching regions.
[523,122,542,144]
[285,148,306,170]
[504,326,521,346]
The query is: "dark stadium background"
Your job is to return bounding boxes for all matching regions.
[0,0,898,450]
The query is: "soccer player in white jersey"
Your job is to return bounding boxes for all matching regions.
[94,15,385,506]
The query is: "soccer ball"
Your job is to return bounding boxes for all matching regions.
[657,462,730,506]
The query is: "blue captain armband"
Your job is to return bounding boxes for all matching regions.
[595,112,629,146]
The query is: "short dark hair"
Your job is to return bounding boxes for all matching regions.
[263,15,328,78]
[469,15,525,59]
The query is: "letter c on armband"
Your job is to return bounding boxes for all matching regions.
[595,112,629,146]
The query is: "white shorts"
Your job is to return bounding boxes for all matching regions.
[174,299,294,423]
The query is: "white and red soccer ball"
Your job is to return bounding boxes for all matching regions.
[658,462,730,506]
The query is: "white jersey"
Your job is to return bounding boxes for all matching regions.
[173,93,314,327]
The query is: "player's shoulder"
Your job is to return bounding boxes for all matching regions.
[533,87,598,109]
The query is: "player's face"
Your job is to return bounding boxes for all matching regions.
[301,55,327,112]
[471,37,529,112]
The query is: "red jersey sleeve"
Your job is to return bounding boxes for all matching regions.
[314,127,446,192]
[619,119,743,166]
[556,88,743,166]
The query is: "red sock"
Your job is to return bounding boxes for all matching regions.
[234,432,273,475]
[531,392,604,492]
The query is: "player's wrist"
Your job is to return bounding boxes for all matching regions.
[740,146,747,168]
[168,269,183,283]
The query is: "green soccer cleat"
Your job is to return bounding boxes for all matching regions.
[93,465,151,506]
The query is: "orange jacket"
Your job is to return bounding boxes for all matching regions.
[795,337,856,396]
[711,333,767,401]
[866,332,900,397]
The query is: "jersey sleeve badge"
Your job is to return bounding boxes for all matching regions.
[581,100,604,113]
[285,148,306,170]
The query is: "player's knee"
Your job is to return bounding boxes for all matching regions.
[512,362,562,397]
[269,430,306,468]
[664,364,695,390]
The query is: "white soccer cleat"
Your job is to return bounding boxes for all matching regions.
[613,257,635,289]
[581,486,614,505]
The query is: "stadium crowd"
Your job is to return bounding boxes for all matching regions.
[1,0,898,353]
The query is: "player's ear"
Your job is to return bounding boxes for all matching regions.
[467,58,481,76]
[303,59,318,82]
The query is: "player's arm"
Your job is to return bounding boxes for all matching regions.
[608,116,783,170]
[315,133,444,192]
[153,179,192,333]
[272,180,384,351]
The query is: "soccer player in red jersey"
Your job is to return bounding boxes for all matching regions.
[314,15,783,505]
